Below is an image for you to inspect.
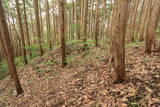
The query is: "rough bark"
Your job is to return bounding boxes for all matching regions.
[111,0,128,83]
[59,0,67,68]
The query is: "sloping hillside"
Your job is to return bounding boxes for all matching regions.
[0,44,160,107]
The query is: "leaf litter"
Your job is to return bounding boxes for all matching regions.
[0,44,160,107]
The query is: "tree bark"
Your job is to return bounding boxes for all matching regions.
[145,0,160,54]
[22,0,32,58]
[45,0,52,50]
[34,0,44,56]
[0,0,23,95]
[111,0,129,83]
[94,0,99,47]
[59,0,67,68]
[15,0,28,64]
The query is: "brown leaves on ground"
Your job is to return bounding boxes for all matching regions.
[0,45,160,107]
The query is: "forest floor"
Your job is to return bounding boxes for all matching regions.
[0,43,160,107]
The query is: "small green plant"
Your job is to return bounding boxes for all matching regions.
[86,39,95,46]
[126,41,142,48]
[0,60,8,80]
[127,94,142,107]
[128,101,139,107]
[95,55,100,59]
[15,56,24,67]
[66,54,75,64]
[25,44,39,60]
[142,58,150,63]
[35,69,42,74]
[52,72,59,77]
[67,39,82,46]
[45,60,55,66]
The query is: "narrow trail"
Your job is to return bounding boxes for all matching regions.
[0,45,160,107]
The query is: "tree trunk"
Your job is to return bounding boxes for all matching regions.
[145,0,160,54]
[0,0,23,95]
[82,0,88,47]
[59,0,67,68]
[111,0,129,83]
[94,0,99,47]
[22,0,32,58]
[34,0,44,56]
[15,0,28,64]
[45,0,52,50]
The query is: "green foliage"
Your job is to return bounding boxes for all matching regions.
[66,39,82,46]
[25,44,39,59]
[86,39,95,46]
[142,58,150,63]
[15,57,25,67]
[155,27,160,34]
[128,101,139,107]
[156,27,160,40]
[42,42,50,51]
[0,60,8,80]
[66,54,75,64]
[35,69,50,74]
[126,41,143,48]
[0,56,27,80]
[44,60,55,66]
[127,94,141,107]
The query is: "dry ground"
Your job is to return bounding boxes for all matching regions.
[0,44,160,107]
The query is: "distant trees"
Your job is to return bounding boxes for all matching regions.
[81,0,88,46]
[0,0,23,95]
[34,0,44,56]
[45,0,52,50]
[0,0,159,84]
[15,0,28,64]
[59,0,67,68]
[94,0,99,47]
[110,0,129,83]
[145,0,160,54]
[22,0,32,58]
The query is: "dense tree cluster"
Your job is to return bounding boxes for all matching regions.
[0,0,159,95]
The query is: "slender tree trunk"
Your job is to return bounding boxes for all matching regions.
[138,0,152,41]
[39,2,44,41]
[22,0,32,58]
[145,0,160,54]
[136,0,145,40]
[82,0,88,47]
[45,0,52,50]
[34,0,44,56]
[0,0,23,95]
[15,0,28,64]
[94,0,99,47]
[59,0,67,68]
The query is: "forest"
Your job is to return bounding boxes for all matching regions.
[0,0,160,106]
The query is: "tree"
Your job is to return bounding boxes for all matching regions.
[94,0,99,47]
[145,0,160,54]
[0,0,23,95]
[45,0,52,50]
[34,0,44,56]
[59,0,67,68]
[15,0,28,64]
[82,0,88,47]
[110,0,129,83]
[22,0,32,58]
